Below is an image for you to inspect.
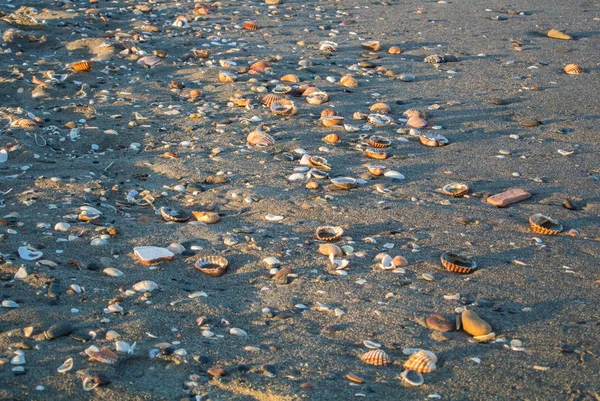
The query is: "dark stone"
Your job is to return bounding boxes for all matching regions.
[86,262,101,271]
[425,314,455,332]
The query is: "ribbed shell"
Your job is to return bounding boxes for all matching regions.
[160,207,189,222]
[321,116,344,127]
[529,214,563,235]
[403,109,426,118]
[194,256,228,277]
[280,74,299,83]
[242,21,258,30]
[441,183,469,197]
[440,251,477,274]
[72,61,92,71]
[247,130,275,146]
[315,226,344,241]
[340,75,358,88]
[322,133,341,144]
[361,349,391,367]
[87,347,118,364]
[262,94,283,107]
[364,147,388,160]
[564,64,583,75]
[403,350,437,373]
[368,135,391,148]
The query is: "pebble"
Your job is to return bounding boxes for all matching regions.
[461,310,493,336]
[425,314,455,332]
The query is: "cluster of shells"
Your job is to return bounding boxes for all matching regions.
[358,348,438,387]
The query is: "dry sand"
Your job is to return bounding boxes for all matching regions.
[0,0,599,400]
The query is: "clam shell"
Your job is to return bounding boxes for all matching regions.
[319,41,338,52]
[564,64,583,75]
[473,332,496,342]
[400,370,424,386]
[103,268,123,277]
[194,256,228,277]
[340,75,358,88]
[441,183,469,197]
[321,116,344,127]
[353,112,368,120]
[57,358,73,373]
[365,164,386,176]
[403,109,426,118]
[229,97,250,107]
[406,116,428,129]
[318,243,343,257]
[529,214,563,235]
[308,168,329,179]
[250,60,270,71]
[322,133,341,144]
[419,132,448,147]
[315,226,344,241]
[441,251,477,274]
[280,74,299,83]
[247,130,275,146]
[262,94,283,107]
[71,61,92,71]
[192,49,210,58]
[361,41,381,52]
[367,114,392,126]
[218,71,237,83]
[321,109,337,117]
[270,99,297,116]
[132,280,158,292]
[403,350,437,373]
[272,84,292,94]
[242,21,259,30]
[160,206,190,222]
[308,156,331,170]
[330,177,357,190]
[361,349,391,366]
[192,211,221,224]
[368,135,391,148]
[369,103,390,114]
[389,46,403,55]
[87,347,118,364]
[306,91,329,105]
[364,147,389,160]
[301,86,320,97]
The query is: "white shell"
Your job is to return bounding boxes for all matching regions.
[2,300,19,308]
[132,280,158,292]
[230,328,248,336]
[379,254,395,270]
[384,171,405,180]
[18,246,43,261]
[14,267,28,280]
[115,341,131,353]
[57,358,73,373]
[103,268,123,277]
[363,340,382,349]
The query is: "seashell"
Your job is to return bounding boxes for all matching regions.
[103,268,123,277]
[242,21,259,30]
[363,340,381,349]
[308,168,329,179]
[339,75,358,88]
[364,147,388,160]
[520,119,541,127]
[322,133,341,144]
[270,99,297,116]
[71,61,92,71]
[400,370,424,386]
[321,116,344,127]
[564,64,583,75]
[379,254,395,270]
[403,350,437,373]
[262,94,283,107]
[473,332,496,342]
[361,41,381,51]
[218,71,237,83]
[399,73,415,82]
[306,181,319,189]
[321,109,338,117]
[229,97,250,107]
[308,155,331,170]
[389,46,403,55]
[368,135,391,148]
[370,103,391,114]
[18,246,43,260]
[441,251,477,274]
[301,86,320,97]
[195,256,228,277]
[246,130,275,146]
[192,49,210,58]
[403,109,426,118]
[87,347,118,364]
[2,300,19,308]
[361,349,391,366]
[192,211,221,224]
[57,358,73,373]
[419,132,448,147]
[406,116,428,129]
[272,84,292,94]
[319,41,338,52]
[353,112,368,120]
[529,214,563,235]
[82,378,99,391]
[250,60,270,71]
[160,206,190,222]
[306,91,329,105]
[424,54,445,64]
[441,183,469,197]
[547,29,572,40]
[318,243,343,257]
[367,114,392,126]
[193,4,210,15]
[330,177,357,190]
[316,226,344,241]
[132,280,158,292]
[15,119,38,129]
[345,373,365,384]
[280,74,299,83]
[365,164,386,176]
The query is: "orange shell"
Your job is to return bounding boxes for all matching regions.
[308,155,331,170]
[321,116,344,127]
[242,21,258,30]
[301,86,320,97]
[230,97,251,107]
[368,135,391,148]
[440,252,477,274]
[361,349,391,367]
[388,46,402,55]
[218,71,237,83]
[361,41,381,51]
[16,119,38,129]
[318,243,343,257]
[369,103,391,114]
[322,133,341,144]
[193,5,210,15]
[403,109,426,119]
[306,91,329,105]
[71,61,92,71]
[189,89,202,99]
[251,60,270,71]
[404,350,437,373]
[262,94,283,107]
[280,74,299,83]
[162,151,179,159]
[340,75,358,88]
[564,64,583,75]
[406,116,428,129]
[270,99,297,116]
[321,109,337,117]
[364,147,388,160]
[529,214,563,235]
[192,49,209,58]
[88,347,118,364]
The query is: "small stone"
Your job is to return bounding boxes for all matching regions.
[54,222,71,232]
[426,314,455,332]
[87,262,102,271]
[263,257,281,268]
[487,188,531,207]
[461,310,492,336]
[167,243,185,254]
[207,367,228,377]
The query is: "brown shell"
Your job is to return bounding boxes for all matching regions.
[242,21,259,30]
[247,130,275,146]
[192,49,210,58]
[15,119,38,129]
[192,211,220,224]
[306,91,329,105]
[321,116,344,127]
[361,41,381,52]
[318,243,343,257]
[308,155,331,170]
[441,183,469,197]
[71,61,92,71]
[564,64,583,75]
[218,71,237,83]
[403,350,437,373]
[88,347,118,364]
[315,226,344,241]
[229,97,251,107]
[262,94,283,107]
[361,349,391,367]
[406,116,428,129]
[370,103,391,114]
[161,151,179,159]
[340,75,358,88]
[364,147,388,160]
[280,74,299,83]
[195,256,228,277]
[250,60,270,71]
[441,251,477,274]
[321,109,337,117]
[529,214,563,235]
[388,46,403,55]
[189,89,202,99]
[368,135,391,148]
[270,99,297,116]
[322,133,341,144]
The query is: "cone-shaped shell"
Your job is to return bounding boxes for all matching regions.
[242,21,258,30]
[322,133,341,144]
[547,29,572,40]
[321,116,344,127]
[529,214,563,235]
[403,350,437,373]
[247,130,275,146]
[87,347,118,364]
[270,99,297,116]
[370,103,390,114]
[280,74,299,83]
[218,71,237,83]
[195,256,228,277]
[368,135,391,148]
[564,64,583,75]
[262,94,283,107]
[441,251,477,274]
[340,75,358,88]
[361,41,381,51]
[306,91,329,105]
[160,206,190,222]
[316,226,344,241]
[71,61,92,71]
[192,211,220,224]
[441,183,469,197]
[389,46,403,55]
[361,349,391,366]
[364,147,388,160]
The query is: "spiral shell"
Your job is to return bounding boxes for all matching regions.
[403,350,437,373]
[315,226,344,241]
[361,41,381,52]
[192,211,221,224]
[321,116,344,127]
[218,71,237,83]
[280,74,299,83]
[308,155,331,170]
[370,103,390,114]
[564,64,583,75]
[270,99,297,116]
[368,135,391,148]
[440,251,477,274]
[322,133,341,144]
[340,75,358,88]
[71,61,92,71]
[87,347,118,364]
[441,183,469,197]
[194,255,228,277]
[246,130,275,146]
[529,214,563,235]
[242,21,258,30]
[306,91,329,105]
[389,46,403,55]
[262,94,283,107]
[361,349,391,367]
[364,147,388,160]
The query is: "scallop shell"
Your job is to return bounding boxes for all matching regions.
[403,350,437,373]
[306,91,329,105]
[262,94,283,107]
[367,114,392,126]
[272,84,292,94]
[318,243,343,257]
[160,206,190,222]
[419,132,448,147]
[242,21,259,30]
[308,155,331,170]
[330,177,357,190]
[192,211,221,224]
[340,75,358,88]
[247,130,275,146]
[406,116,428,129]
[321,116,344,127]
[389,46,403,55]
[441,183,469,197]
[71,61,92,71]
[364,147,389,160]
[564,64,583,75]
[361,349,391,366]
[361,41,381,52]
[370,103,391,114]
[322,133,341,144]
[270,99,297,116]
[280,74,299,83]
[529,214,563,235]
[194,256,228,277]
[441,251,477,274]
[57,358,74,373]
[87,347,118,364]
[368,135,391,148]
[218,71,237,83]
[315,226,344,241]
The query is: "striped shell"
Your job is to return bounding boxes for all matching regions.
[308,155,331,170]
[403,350,437,373]
[368,135,391,148]
[441,183,469,197]
[247,130,275,147]
[262,94,283,107]
[364,147,388,160]
[270,99,297,116]
[529,214,563,235]
[340,75,358,88]
[242,21,258,30]
[322,133,341,144]
[280,74,299,83]
[87,347,118,364]
[389,46,403,55]
[370,103,390,114]
[361,41,381,51]
[306,91,329,105]
[318,243,343,257]
[194,255,228,277]
[71,61,92,71]
[315,226,344,241]
[564,64,583,75]
[321,116,344,127]
[218,71,237,83]
[361,349,391,367]
[440,251,477,274]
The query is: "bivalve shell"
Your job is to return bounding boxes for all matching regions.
[218,71,237,83]
[400,370,424,386]
[57,358,74,373]
[321,116,344,127]
[71,61,92,71]
[192,211,221,224]
[441,183,469,197]
[364,147,388,160]
[160,206,189,222]
[270,99,297,116]
[247,130,275,146]
[308,155,331,170]
[280,74,299,83]
[315,226,344,241]
[322,133,341,144]
[321,109,337,117]
[403,109,426,118]
[194,256,228,277]
[132,280,158,292]
[242,21,259,30]
[318,243,343,257]
[529,214,563,235]
[340,75,358,88]
[441,251,477,274]
[403,350,437,373]
[87,347,118,364]
[420,132,448,147]
[262,94,283,107]
[272,84,292,94]
[367,114,392,126]
[406,116,428,129]
[365,164,386,176]
[361,40,381,51]
[361,349,391,366]
[369,103,390,114]
[330,177,357,190]
[564,64,583,75]
[389,46,403,55]
[368,135,391,148]
[306,91,329,105]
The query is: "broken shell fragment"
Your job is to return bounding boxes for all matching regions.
[547,29,572,40]
[330,177,357,190]
[339,75,358,88]
[564,64,583,75]
[87,347,118,364]
[57,358,74,373]
[192,211,221,224]
[367,114,392,126]
[308,155,331,170]
[270,99,297,116]
[400,370,424,386]
[441,251,477,274]
[420,132,449,147]
[441,183,469,197]
[194,256,228,277]
[315,226,344,241]
[361,349,391,366]
[529,214,563,235]
[160,207,190,222]
[403,350,437,373]
[368,135,392,148]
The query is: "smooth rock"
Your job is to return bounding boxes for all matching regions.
[461,310,492,336]
[487,188,531,207]
[426,314,455,332]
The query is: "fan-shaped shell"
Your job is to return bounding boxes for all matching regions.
[406,116,428,129]
[318,243,343,257]
[368,135,391,148]
[71,61,92,71]
[250,60,270,71]
[160,206,190,222]
[242,21,258,30]
[564,64,583,75]
[192,211,221,224]
[194,256,228,277]
[370,103,391,114]
[321,116,344,127]
[403,350,437,373]
[308,155,331,170]
[361,41,381,52]
[270,99,297,116]
[315,226,344,241]
[441,183,469,197]
[218,71,237,83]
[306,91,329,105]
[361,349,391,366]
[419,132,448,147]
[529,214,563,235]
[246,130,275,146]
[364,147,389,160]
[262,94,283,107]
[340,75,358,88]
[322,133,341,144]
[389,46,403,55]
[87,347,118,364]
[441,251,477,274]
[280,74,299,83]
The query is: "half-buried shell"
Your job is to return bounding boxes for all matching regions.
[419,132,448,147]
[403,350,437,373]
[316,226,344,241]
[361,349,391,366]
[368,135,391,148]
[369,103,390,114]
[195,256,228,277]
[529,214,563,235]
[330,177,357,190]
[160,206,190,222]
[192,211,221,224]
[441,183,469,197]
[440,251,477,274]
